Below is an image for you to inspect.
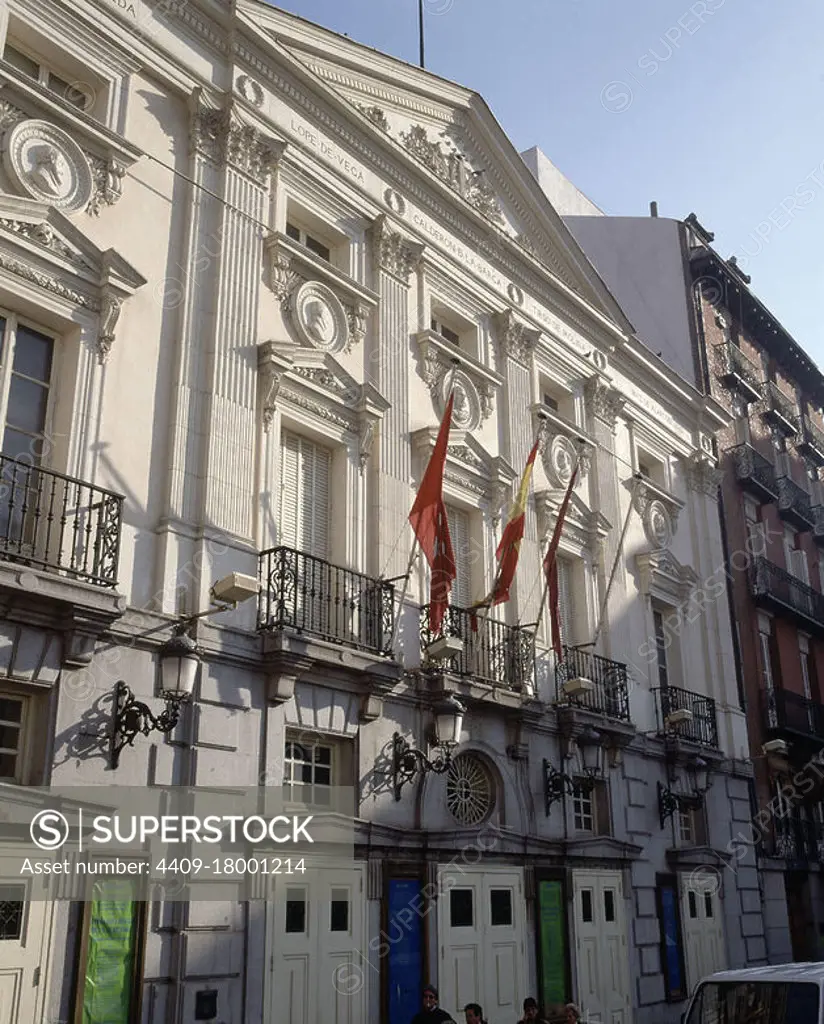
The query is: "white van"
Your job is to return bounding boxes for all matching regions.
[684,963,824,1023]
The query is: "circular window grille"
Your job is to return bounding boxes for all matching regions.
[446,754,494,826]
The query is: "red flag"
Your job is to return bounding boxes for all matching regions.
[470,438,540,628]
[409,394,456,634]
[543,467,578,659]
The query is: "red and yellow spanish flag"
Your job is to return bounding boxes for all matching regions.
[409,393,456,634]
[543,466,578,659]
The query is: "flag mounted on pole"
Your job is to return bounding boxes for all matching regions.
[409,392,455,634]
[470,437,540,625]
[543,466,578,659]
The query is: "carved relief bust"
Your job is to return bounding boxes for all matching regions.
[645,499,673,548]
[291,281,348,353]
[542,434,578,488]
[3,121,93,212]
[434,370,482,431]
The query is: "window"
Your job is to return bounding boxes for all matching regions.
[542,393,558,411]
[0,885,24,940]
[800,634,816,703]
[490,889,512,927]
[3,42,93,110]
[572,779,610,835]
[450,888,474,927]
[330,889,350,933]
[653,609,670,689]
[445,505,472,607]
[678,809,693,845]
[0,316,55,464]
[429,303,476,357]
[580,888,593,923]
[539,378,575,422]
[283,736,333,806]
[285,889,307,933]
[280,432,330,559]
[430,317,461,347]
[678,806,707,846]
[0,695,26,782]
[636,448,667,488]
[285,221,331,262]
[555,557,576,648]
[758,617,776,692]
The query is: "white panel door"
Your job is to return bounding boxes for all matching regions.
[681,877,725,993]
[267,865,366,1024]
[438,867,525,1022]
[572,870,632,1024]
[0,855,53,1024]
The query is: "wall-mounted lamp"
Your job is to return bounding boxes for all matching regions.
[544,727,603,815]
[109,573,259,769]
[392,694,465,801]
[658,756,711,828]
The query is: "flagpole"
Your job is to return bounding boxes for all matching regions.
[534,441,585,639]
[418,0,425,68]
[588,472,642,649]
[388,358,461,651]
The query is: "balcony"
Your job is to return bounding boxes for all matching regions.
[653,685,718,747]
[555,645,631,722]
[728,443,777,502]
[776,475,815,531]
[798,415,824,466]
[761,381,799,436]
[258,546,396,656]
[769,817,824,865]
[813,505,824,545]
[419,604,535,691]
[0,455,122,587]
[750,557,824,634]
[762,687,824,744]
[715,341,763,403]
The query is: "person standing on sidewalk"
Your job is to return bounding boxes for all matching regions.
[518,996,551,1023]
[411,985,457,1024]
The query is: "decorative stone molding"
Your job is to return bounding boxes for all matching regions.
[0,217,91,268]
[534,408,594,482]
[541,433,579,488]
[97,289,122,365]
[534,489,609,555]
[398,125,505,226]
[685,451,724,498]
[291,281,350,354]
[636,550,698,604]
[358,419,376,473]
[585,375,626,429]
[257,341,289,433]
[369,214,423,283]
[235,74,264,107]
[189,89,285,185]
[348,302,369,348]
[413,428,515,506]
[492,308,541,365]
[416,331,501,431]
[268,249,301,310]
[633,478,683,549]
[3,120,93,213]
[359,105,389,132]
[87,155,127,217]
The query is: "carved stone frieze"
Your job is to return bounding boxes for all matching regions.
[492,308,541,365]
[359,105,389,132]
[585,375,626,429]
[293,365,359,406]
[0,252,97,308]
[369,214,423,282]
[347,302,369,350]
[0,218,90,267]
[541,433,579,488]
[636,549,698,604]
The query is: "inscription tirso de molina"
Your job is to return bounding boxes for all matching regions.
[289,118,365,183]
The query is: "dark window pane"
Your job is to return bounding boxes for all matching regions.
[0,725,20,750]
[440,324,460,346]
[305,236,330,262]
[3,45,38,78]
[315,747,331,766]
[450,889,473,928]
[0,753,17,778]
[0,699,22,724]
[0,316,6,363]
[1,428,45,462]
[0,886,24,940]
[705,894,714,918]
[604,889,616,923]
[7,378,48,435]
[581,889,593,923]
[330,890,349,932]
[47,73,86,108]
[285,894,306,933]
[13,327,53,383]
[300,763,313,783]
[285,223,300,241]
[688,890,697,919]
[314,766,331,786]
[285,742,300,759]
[490,889,512,927]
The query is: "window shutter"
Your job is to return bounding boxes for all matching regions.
[446,505,471,608]
[556,558,575,648]
[280,431,330,559]
[794,549,810,585]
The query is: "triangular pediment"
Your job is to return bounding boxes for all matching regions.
[235,0,634,335]
[411,425,515,509]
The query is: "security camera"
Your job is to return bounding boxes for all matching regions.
[210,573,260,605]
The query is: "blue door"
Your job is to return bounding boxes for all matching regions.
[387,878,424,1024]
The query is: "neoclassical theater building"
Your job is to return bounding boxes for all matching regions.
[0,1,767,1022]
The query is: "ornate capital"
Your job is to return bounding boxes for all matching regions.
[369,214,423,283]
[685,451,724,498]
[189,91,285,185]
[585,375,625,429]
[492,308,540,365]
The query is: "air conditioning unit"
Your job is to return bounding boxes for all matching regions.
[426,636,464,661]
[763,739,789,756]
[665,708,694,727]
[563,677,595,698]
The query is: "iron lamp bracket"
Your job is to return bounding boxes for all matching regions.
[110,680,189,770]
[392,732,453,801]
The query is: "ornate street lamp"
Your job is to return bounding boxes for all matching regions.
[544,727,604,815]
[658,756,711,829]
[392,695,465,801]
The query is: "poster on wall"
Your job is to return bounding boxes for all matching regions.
[81,881,140,1024]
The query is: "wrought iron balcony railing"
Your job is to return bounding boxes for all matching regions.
[799,415,824,465]
[653,685,718,746]
[714,341,763,402]
[762,380,799,435]
[813,504,824,544]
[762,686,824,741]
[770,817,824,864]
[727,443,777,501]
[750,557,824,632]
[258,546,395,656]
[0,455,122,587]
[776,475,815,530]
[420,604,535,690]
[555,645,631,722]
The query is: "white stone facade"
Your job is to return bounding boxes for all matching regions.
[0,2,766,1023]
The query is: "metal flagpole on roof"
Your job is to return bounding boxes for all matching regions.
[418,0,426,68]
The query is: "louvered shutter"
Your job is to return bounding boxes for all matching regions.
[556,557,575,649]
[446,505,471,608]
[280,431,330,559]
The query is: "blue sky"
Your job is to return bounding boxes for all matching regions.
[270,0,824,365]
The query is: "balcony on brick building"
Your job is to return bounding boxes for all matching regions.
[762,381,800,436]
[715,341,763,404]
[768,816,824,865]
[762,687,824,745]
[798,415,824,467]
[813,504,824,546]
[728,443,777,503]
[776,474,815,531]
[653,684,718,747]
[750,557,824,634]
